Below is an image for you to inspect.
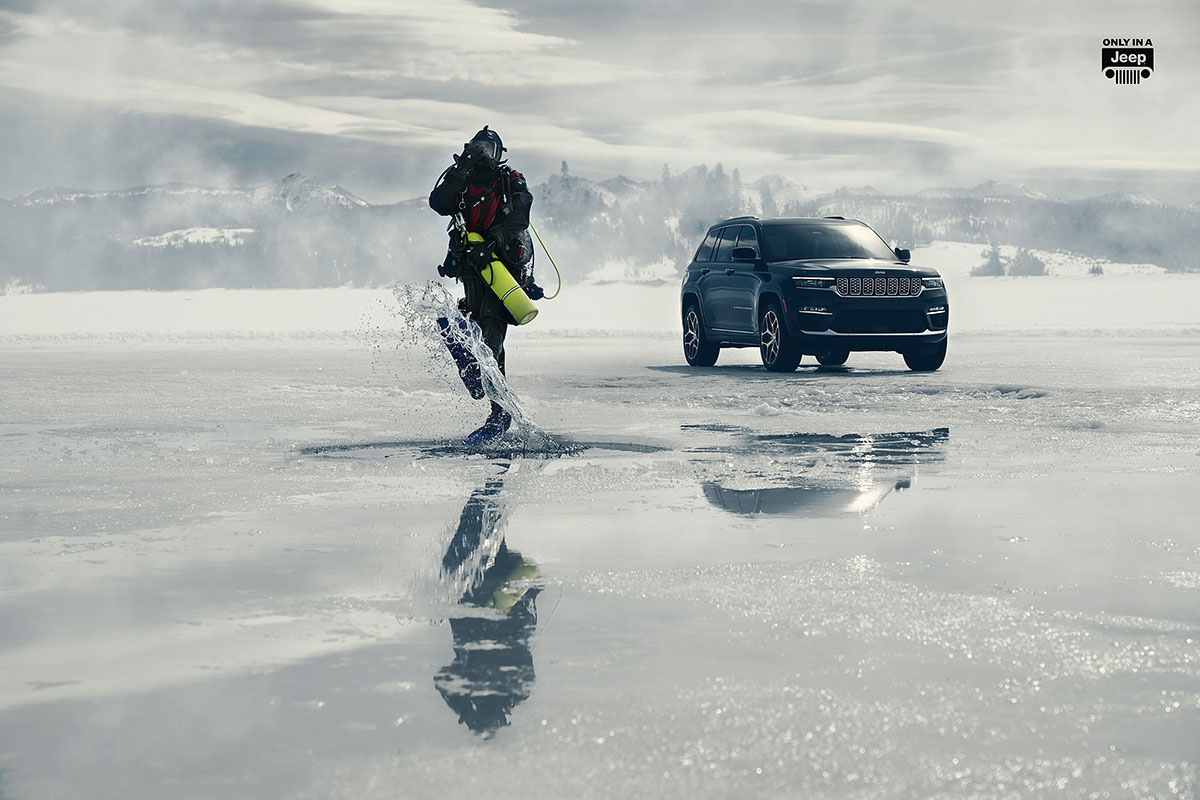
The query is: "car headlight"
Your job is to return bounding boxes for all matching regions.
[921,277,944,289]
[793,277,834,288]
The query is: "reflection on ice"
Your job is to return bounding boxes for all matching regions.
[703,480,912,516]
[435,469,541,737]
[702,428,948,517]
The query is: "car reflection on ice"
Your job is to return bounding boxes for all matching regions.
[434,471,542,737]
[702,428,949,517]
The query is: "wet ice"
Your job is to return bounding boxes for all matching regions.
[1,289,1199,799]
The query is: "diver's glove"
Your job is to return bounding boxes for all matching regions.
[452,145,479,174]
[453,141,492,175]
[465,239,496,273]
[523,281,545,301]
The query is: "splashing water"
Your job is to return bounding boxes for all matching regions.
[388,281,569,454]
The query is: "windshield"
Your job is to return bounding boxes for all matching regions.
[762,222,897,262]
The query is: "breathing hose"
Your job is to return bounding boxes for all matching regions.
[528,221,562,300]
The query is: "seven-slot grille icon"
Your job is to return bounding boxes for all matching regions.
[836,276,922,297]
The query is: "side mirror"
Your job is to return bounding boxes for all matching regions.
[894,247,911,263]
[732,246,758,261]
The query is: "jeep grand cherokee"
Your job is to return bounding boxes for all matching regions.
[680,216,948,371]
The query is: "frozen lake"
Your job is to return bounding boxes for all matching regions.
[2,286,1199,797]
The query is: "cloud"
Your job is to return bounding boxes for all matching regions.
[1,0,1198,199]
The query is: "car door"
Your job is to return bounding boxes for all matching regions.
[700,227,739,331]
[725,225,763,334]
[688,227,719,312]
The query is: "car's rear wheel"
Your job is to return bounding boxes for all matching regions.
[683,302,719,367]
[759,302,802,372]
[816,349,849,366]
[903,338,947,371]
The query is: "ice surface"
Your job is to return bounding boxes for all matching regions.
[1,280,1199,798]
[3,260,1199,340]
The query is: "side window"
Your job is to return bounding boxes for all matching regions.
[695,230,719,262]
[712,228,737,262]
[735,225,759,256]
[763,233,787,260]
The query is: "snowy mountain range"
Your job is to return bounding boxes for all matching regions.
[1,170,1197,291]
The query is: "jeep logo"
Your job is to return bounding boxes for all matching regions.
[1102,38,1154,85]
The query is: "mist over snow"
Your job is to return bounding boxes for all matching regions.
[2,1,1197,291]
[2,168,1198,293]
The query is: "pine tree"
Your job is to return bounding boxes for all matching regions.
[971,243,1006,276]
[1008,248,1047,276]
[760,182,778,217]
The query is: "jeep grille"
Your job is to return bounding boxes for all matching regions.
[836,276,922,297]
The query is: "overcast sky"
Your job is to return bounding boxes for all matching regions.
[1,0,1198,202]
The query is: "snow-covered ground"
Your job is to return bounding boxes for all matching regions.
[132,227,257,248]
[913,241,1169,278]
[2,253,1199,342]
[2,269,1199,798]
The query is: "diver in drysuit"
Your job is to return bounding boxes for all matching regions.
[434,474,541,736]
[429,127,543,444]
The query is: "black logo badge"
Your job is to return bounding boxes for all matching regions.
[1102,38,1153,85]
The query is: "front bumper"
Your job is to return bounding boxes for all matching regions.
[785,288,949,352]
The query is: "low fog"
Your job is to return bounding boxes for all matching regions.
[2,166,1197,292]
[2,1,1198,292]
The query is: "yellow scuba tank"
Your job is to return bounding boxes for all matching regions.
[464,231,538,325]
[487,558,539,614]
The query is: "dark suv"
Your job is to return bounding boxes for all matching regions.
[680,216,948,371]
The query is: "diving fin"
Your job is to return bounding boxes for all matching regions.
[436,316,486,400]
[463,403,512,449]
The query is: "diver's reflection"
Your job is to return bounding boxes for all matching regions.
[434,471,541,737]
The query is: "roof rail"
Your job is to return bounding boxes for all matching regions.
[724,215,759,221]
[824,215,845,220]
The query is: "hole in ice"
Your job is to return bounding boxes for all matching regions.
[296,438,668,460]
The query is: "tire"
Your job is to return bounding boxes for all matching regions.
[759,302,802,372]
[903,338,947,371]
[816,349,849,366]
[683,302,720,367]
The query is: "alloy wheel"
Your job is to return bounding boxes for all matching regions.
[761,309,780,364]
[684,309,701,360]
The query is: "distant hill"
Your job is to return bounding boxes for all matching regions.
[1,169,1196,291]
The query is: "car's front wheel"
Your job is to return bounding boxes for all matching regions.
[759,302,802,372]
[903,338,947,371]
[683,302,720,367]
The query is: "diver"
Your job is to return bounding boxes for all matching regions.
[435,473,541,736]
[429,127,544,445]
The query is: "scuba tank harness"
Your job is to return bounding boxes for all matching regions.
[453,213,538,326]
